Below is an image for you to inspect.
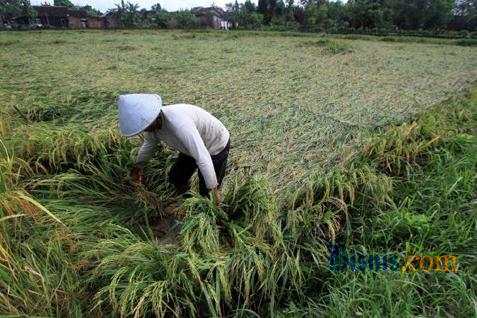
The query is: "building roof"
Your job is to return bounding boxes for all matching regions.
[191,6,226,18]
[33,6,88,18]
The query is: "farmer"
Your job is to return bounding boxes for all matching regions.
[117,94,230,204]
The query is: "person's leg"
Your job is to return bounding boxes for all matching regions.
[168,153,197,195]
[214,140,230,188]
[198,140,230,197]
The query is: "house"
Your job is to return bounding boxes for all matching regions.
[33,6,100,28]
[102,11,120,29]
[191,6,231,29]
[87,16,102,28]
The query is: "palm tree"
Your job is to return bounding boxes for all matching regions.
[115,0,139,27]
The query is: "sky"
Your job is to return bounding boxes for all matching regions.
[30,0,258,12]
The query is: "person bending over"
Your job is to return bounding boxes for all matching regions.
[117,94,230,204]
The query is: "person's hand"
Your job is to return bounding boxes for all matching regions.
[130,165,144,185]
[211,187,221,207]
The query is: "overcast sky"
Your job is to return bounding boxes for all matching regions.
[30,0,258,12]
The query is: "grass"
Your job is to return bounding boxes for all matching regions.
[336,33,477,46]
[1,29,475,191]
[315,89,477,317]
[0,30,475,316]
[297,39,352,54]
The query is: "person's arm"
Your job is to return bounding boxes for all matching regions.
[175,124,218,191]
[131,133,157,184]
[136,132,157,167]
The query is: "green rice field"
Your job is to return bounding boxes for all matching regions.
[0,30,476,316]
[1,30,476,189]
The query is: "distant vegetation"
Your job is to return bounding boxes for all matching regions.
[1,0,477,36]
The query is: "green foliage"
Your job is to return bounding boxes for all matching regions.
[115,0,141,28]
[171,10,200,29]
[151,3,161,12]
[0,0,35,23]
[53,0,74,7]
[1,0,477,32]
[104,0,191,28]
[253,0,476,33]
[455,37,477,46]
[346,0,394,29]
[298,38,352,54]
[236,11,265,29]
[0,31,475,316]
[80,5,102,16]
[389,0,455,29]
[318,90,477,317]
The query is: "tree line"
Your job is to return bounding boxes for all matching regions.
[1,0,476,34]
[229,0,476,33]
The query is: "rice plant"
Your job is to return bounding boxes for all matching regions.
[0,30,475,316]
[224,176,282,243]
[180,196,224,255]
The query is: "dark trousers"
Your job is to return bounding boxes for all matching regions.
[168,140,230,196]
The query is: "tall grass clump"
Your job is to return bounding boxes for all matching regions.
[362,121,441,176]
[0,216,82,316]
[362,96,475,177]
[0,140,62,223]
[219,177,309,314]
[0,117,10,138]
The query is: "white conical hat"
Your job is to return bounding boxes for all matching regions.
[117,94,162,137]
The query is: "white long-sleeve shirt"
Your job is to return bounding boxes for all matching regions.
[136,104,230,189]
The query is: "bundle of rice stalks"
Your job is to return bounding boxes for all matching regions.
[222,221,315,314]
[363,97,475,177]
[180,196,225,255]
[0,151,70,314]
[0,141,63,224]
[86,228,206,317]
[0,198,80,315]
[285,203,343,243]
[225,231,276,309]
[362,121,442,175]
[293,163,393,209]
[30,139,173,211]
[287,163,393,241]
[224,176,282,243]
[0,225,82,315]
[8,125,127,172]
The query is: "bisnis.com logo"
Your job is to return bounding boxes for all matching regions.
[328,245,458,273]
